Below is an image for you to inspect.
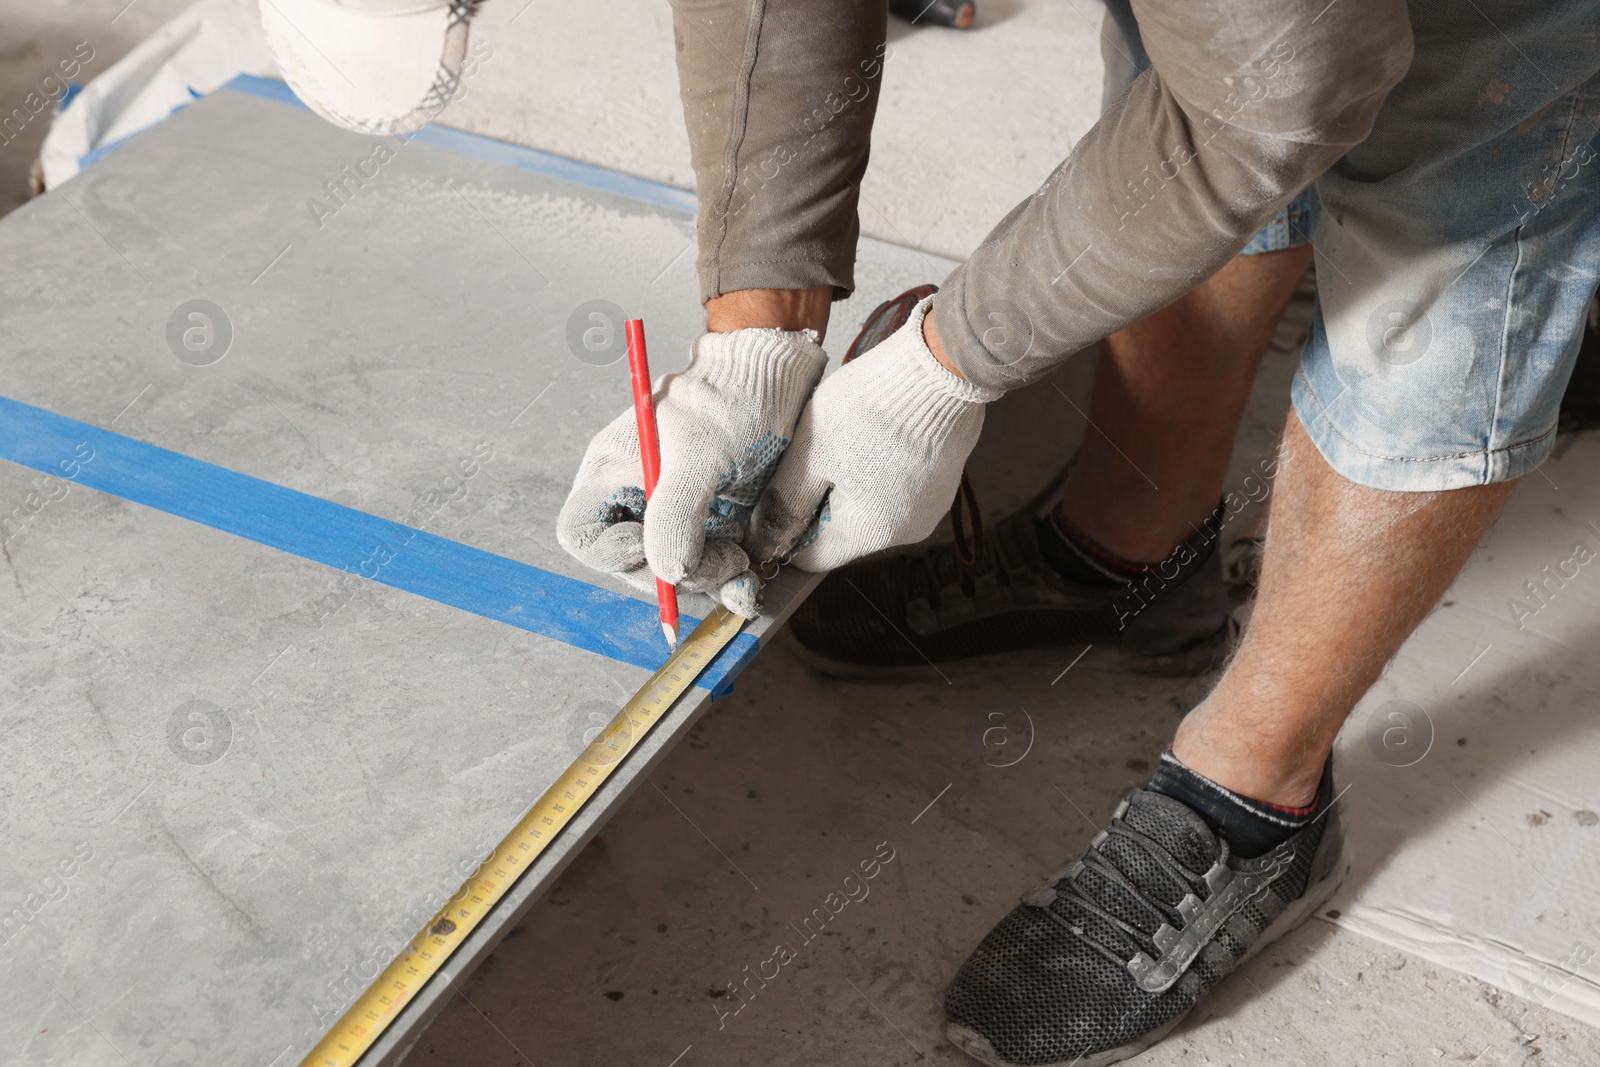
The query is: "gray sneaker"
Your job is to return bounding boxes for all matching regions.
[785,483,1232,683]
[944,763,1347,1065]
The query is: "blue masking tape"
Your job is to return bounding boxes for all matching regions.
[0,396,757,693]
[220,74,700,217]
[74,76,697,217]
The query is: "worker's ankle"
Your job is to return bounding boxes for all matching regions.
[1169,707,1327,810]
[1147,747,1327,858]
[1055,467,1221,564]
[1052,498,1213,567]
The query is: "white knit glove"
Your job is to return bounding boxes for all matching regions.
[747,296,1002,572]
[557,328,828,617]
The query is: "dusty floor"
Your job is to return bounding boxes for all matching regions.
[417,638,1600,1067]
[3,3,1599,1066]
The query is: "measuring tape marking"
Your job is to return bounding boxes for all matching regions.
[301,604,749,1067]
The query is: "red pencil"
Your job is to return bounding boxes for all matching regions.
[625,318,681,650]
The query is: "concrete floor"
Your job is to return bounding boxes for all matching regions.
[418,640,1600,1067]
[0,0,1101,260]
[3,2,1599,1066]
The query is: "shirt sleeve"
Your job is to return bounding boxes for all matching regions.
[672,0,890,303]
[933,0,1414,390]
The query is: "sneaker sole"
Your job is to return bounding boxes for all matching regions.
[783,622,1232,686]
[945,845,1350,1067]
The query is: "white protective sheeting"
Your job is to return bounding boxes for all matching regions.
[38,0,274,189]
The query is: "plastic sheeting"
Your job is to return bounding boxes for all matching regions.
[38,0,274,189]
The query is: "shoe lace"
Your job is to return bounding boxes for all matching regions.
[904,488,1039,609]
[1034,813,1224,970]
[949,470,984,565]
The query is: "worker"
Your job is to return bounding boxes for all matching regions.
[562,1,1600,1061]
[263,0,1600,1062]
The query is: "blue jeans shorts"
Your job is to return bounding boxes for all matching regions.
[1101,0,1600,490]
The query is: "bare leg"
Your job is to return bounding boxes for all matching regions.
[1055,245,1314,560]
[1173,411,1517,806]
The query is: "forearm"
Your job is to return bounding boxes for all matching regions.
[935,0,1414,391]
[672,0,889,306]
[705,286,834,341]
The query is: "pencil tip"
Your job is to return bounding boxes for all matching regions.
[662,621,679,650]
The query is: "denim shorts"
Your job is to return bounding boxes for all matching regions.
[1102,0,1600,490]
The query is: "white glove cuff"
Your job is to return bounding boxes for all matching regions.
[688,327,829,399]
[854,296,1004,436]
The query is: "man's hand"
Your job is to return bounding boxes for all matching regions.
[747,296,1002,571]
[557,327,827,617]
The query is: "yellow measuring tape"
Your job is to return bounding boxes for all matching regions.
[301,604,752,1067]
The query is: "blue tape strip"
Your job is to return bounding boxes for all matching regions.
[0,396,757,693]
[221,74,699,217]
[78,89,203,173]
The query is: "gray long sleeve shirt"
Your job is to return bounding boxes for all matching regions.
[671,0,1413,391]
